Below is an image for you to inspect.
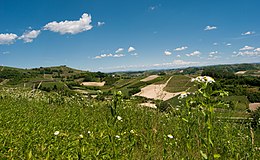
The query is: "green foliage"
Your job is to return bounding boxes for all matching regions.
[0,88,259,159]
[251,108,260,129]
[247,92,260,103]
[164,75,194,93]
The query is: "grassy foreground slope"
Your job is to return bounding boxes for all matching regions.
[0,88,259,159]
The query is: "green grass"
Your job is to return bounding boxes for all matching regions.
[0,88,259,159]
[164,75,194,93]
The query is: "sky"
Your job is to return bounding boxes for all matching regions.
[0,0,260,72]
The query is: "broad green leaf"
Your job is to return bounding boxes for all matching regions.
[214,154,221,159]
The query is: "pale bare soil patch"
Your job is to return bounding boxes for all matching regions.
[235,71,246,75]
[249,103,260,111]
[135,77,182,101]
[81,81,105,87]
[139,102,157,109]
[140,75,159,82]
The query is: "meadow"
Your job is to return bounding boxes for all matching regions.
[0,86,259,159]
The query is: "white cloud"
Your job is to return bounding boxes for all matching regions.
[113,54,125,57]
[208,51,219,59]
[204,25,217,31]
[254,48,260,52]
[209,51,218,55]
[176,55,181,58]
[241,31,255,36]
[131,53,138,56]
[233,47,260,56]
[97,21,105,27]
[164,50,172,56]
[94,53,125,59]
[239,45,254,51]
[115,48,124,53]
[18,30,41,43]
[0,33,18,45]
[186,51,201,57]
[174,46,188,51]
[94,53,113,59]
[236,51,260,56]
[43,13,93,34]
[213,42,218,45]
[128,46,135,52]
[226,43,232,46]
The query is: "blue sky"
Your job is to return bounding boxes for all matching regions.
[0,0,260,72]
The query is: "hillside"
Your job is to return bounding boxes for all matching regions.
[0,63,260,159]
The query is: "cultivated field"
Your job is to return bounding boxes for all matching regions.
[164,75,195,93]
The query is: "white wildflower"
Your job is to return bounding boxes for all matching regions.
[191,76,215,83]
[130,130,135,134]
[79,134,84,138]
[87,131,91,134]
[117,116,123,121]
[115,135,120,139]
[178,92,189,99]
[54,131,60,136]
[167,134,174,139]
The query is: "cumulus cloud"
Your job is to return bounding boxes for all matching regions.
[113,54,125,58]
[213,42,218,46]
[19,30,41,43]
[174,46,188,51]
[128,46,135,52]
[204,25,217,31]
[233,47,260,57]
[94,53,125,59]
[0,33,18,45]
[254,48,260,52]
[164,50,172,56]
[43,13,93,34]
[97,21,105,27]
[239,45,254,51]
[241,31,255,36]
[186,51,201,57]
[115,48,124,53]
[236,51,260,56]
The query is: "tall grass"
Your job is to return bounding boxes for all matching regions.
[0,87,259,159]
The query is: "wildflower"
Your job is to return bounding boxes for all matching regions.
[115,135,120,139]
[178,92,189,99]
[115,90,122,96]
[191,76,215,83]
[87,131,91,134]
[54,131,60,136]
[167,134,174,139]
[130,130,135,134]
[79,134,84,139]
[117,116,123,121]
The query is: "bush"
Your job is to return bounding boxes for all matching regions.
[251,108,260,129]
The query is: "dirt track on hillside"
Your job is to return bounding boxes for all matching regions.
[134,76,182,101]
